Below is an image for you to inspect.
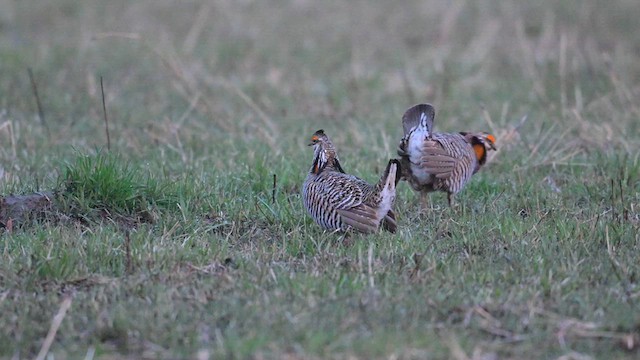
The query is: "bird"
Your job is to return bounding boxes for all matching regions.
[397,104,496,207]
[302,129,400,234]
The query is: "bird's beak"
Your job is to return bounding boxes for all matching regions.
[308,135,319,146]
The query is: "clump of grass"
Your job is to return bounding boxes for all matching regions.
[59,150,178,223]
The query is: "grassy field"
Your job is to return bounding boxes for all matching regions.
[1,0,639,358]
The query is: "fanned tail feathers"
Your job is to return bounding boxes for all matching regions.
[402,104,435,136]
[379,159,400,233]
[378,159,401,189]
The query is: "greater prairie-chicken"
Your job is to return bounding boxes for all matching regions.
[302,129,400,234]
[397,104,496,206]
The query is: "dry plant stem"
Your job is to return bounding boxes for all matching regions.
[0,120,17,158]
[272,174,277,204]
[35,296,72,360]
[125,231,133,275]
[28,68,50,138]
[100,76,111,151]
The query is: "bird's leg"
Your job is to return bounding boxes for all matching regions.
[447,193,454,207]
[340,231,354,247]
[420,192,429,213]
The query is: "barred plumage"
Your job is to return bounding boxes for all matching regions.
[302,130,400,234]
[397,104,496,206]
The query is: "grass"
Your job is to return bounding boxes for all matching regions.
[1,0,639,358]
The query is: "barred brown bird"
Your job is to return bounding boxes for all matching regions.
[302,129,400,234]
[397,104,496,206]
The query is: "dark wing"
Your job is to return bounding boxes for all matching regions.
[324,175,380,234]
[337,205,381,234]
[416,139,458,180]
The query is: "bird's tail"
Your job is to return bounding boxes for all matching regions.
[402,103,435,136]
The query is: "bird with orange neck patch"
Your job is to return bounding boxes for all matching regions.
[397,104,496,207]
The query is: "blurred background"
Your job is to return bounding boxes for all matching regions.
[0,0,638,168]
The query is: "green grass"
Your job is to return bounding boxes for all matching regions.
[1,0,640,359]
